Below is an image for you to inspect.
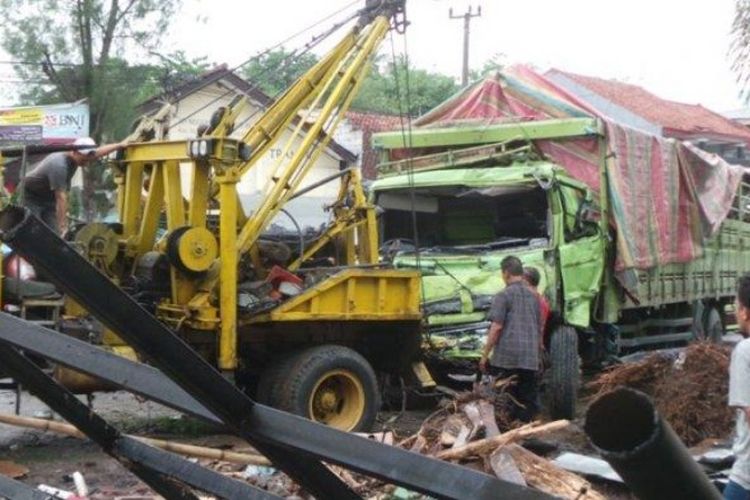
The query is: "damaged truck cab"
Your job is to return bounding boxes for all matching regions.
[372,159,605,418]
[373,163,605,329]
[372,117,750,419]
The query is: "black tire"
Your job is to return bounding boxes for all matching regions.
[547,326,580,420]
[704,307,725,344]
[256,353,297,407]
[275,345,379,432]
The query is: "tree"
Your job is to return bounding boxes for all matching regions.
[731,0,750,100]
[1,0,184,218]
[352,55,459,116]
[240,48,458,117]
[2,0,184,140]
[241,47,319,97]
[470,52,505,82]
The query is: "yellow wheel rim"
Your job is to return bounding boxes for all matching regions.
[308,369,365,431]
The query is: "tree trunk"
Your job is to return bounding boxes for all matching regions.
[498,444,605,500]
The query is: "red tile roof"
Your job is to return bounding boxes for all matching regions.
[547,69,750,144]
[345,111,403,132]
[345,111,402,178]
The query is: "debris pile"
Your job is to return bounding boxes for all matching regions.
[590,342,734,445]
[389,388,604,500]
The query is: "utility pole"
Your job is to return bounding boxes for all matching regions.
[449,5,482,87]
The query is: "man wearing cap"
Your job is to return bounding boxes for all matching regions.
[22,137,124,234]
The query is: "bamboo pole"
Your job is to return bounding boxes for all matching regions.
[0,413,270,466]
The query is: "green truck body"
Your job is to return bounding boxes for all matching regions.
[371,119,750,417]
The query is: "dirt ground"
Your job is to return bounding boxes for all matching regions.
[0,386,638,499]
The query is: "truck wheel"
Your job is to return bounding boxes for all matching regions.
[256,353,296,407]
[704,307,724,344]
[276,345,379,432]
[547,326,580,420]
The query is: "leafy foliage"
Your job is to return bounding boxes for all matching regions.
[241,47,319,97]
[0,0,189,218]
[469,52,505,82]
[1,0,184,140]
[352,55,459,117]
[239,48,461,117]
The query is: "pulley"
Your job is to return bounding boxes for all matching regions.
[73,223,119,268]
[166,226,218,275]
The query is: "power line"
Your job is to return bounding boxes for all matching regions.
[0,60,79,67]
[0,0,360,86]
[169,0,362,131]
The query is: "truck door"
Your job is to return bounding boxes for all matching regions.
[556,185,605,328]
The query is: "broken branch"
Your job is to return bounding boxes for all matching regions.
[435,420,570,461]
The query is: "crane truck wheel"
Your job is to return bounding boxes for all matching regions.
[273,345,380,432]
[256,353,297,408]
[547,326,580,420]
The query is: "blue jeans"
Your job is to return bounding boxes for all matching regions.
[725,480,750,500]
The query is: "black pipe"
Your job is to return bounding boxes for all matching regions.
[584,388,721,500]
[0,143,99,158]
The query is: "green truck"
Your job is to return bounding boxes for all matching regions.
[371,117,750,419]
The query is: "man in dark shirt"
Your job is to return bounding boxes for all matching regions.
[480,255,542,422]
[22,137,123,233]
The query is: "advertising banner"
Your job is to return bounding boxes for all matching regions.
[0,102,89,146]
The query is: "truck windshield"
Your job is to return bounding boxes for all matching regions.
[376,184,549,253]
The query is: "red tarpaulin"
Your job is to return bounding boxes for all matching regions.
[412,66,744,271]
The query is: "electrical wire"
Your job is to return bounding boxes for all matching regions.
[168,0,362,131]
[387,14,431,339]
[2,1,361,123]
[388,28,420,268]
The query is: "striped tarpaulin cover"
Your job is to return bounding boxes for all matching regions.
[413,66,744,271]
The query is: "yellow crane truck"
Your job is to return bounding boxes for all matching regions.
[24,0,422,432]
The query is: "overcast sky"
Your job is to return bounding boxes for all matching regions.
[163,0,745,113]
[0,0,744,113]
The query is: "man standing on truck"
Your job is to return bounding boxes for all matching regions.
[21,137,124,234]
[726,274,750,499]
[479,256,542,422]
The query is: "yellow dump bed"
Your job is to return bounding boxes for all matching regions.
[248,268,422,323]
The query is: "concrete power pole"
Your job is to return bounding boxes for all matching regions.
[449,5,482,87]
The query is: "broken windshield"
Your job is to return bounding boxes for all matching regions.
[376,184,549,256]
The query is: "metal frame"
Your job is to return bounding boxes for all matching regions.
[372,117,601,149]
[97,4,403,372]
[0,473,53,500]
[0,343,275,499]
[0,207,551,500]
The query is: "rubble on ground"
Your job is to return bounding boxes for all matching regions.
[589,342,734,446]
[0,379,624,499]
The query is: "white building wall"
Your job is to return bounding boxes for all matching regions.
[165,82,346,229]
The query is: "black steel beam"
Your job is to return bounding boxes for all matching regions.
[114,438,280,500]
[0,206,357,500]
[0,344,278,500]
[0,474,53,500]
[0,314,220,424]
[0,318,549,500]
[0,206,549,500]
[0,317,356,500]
